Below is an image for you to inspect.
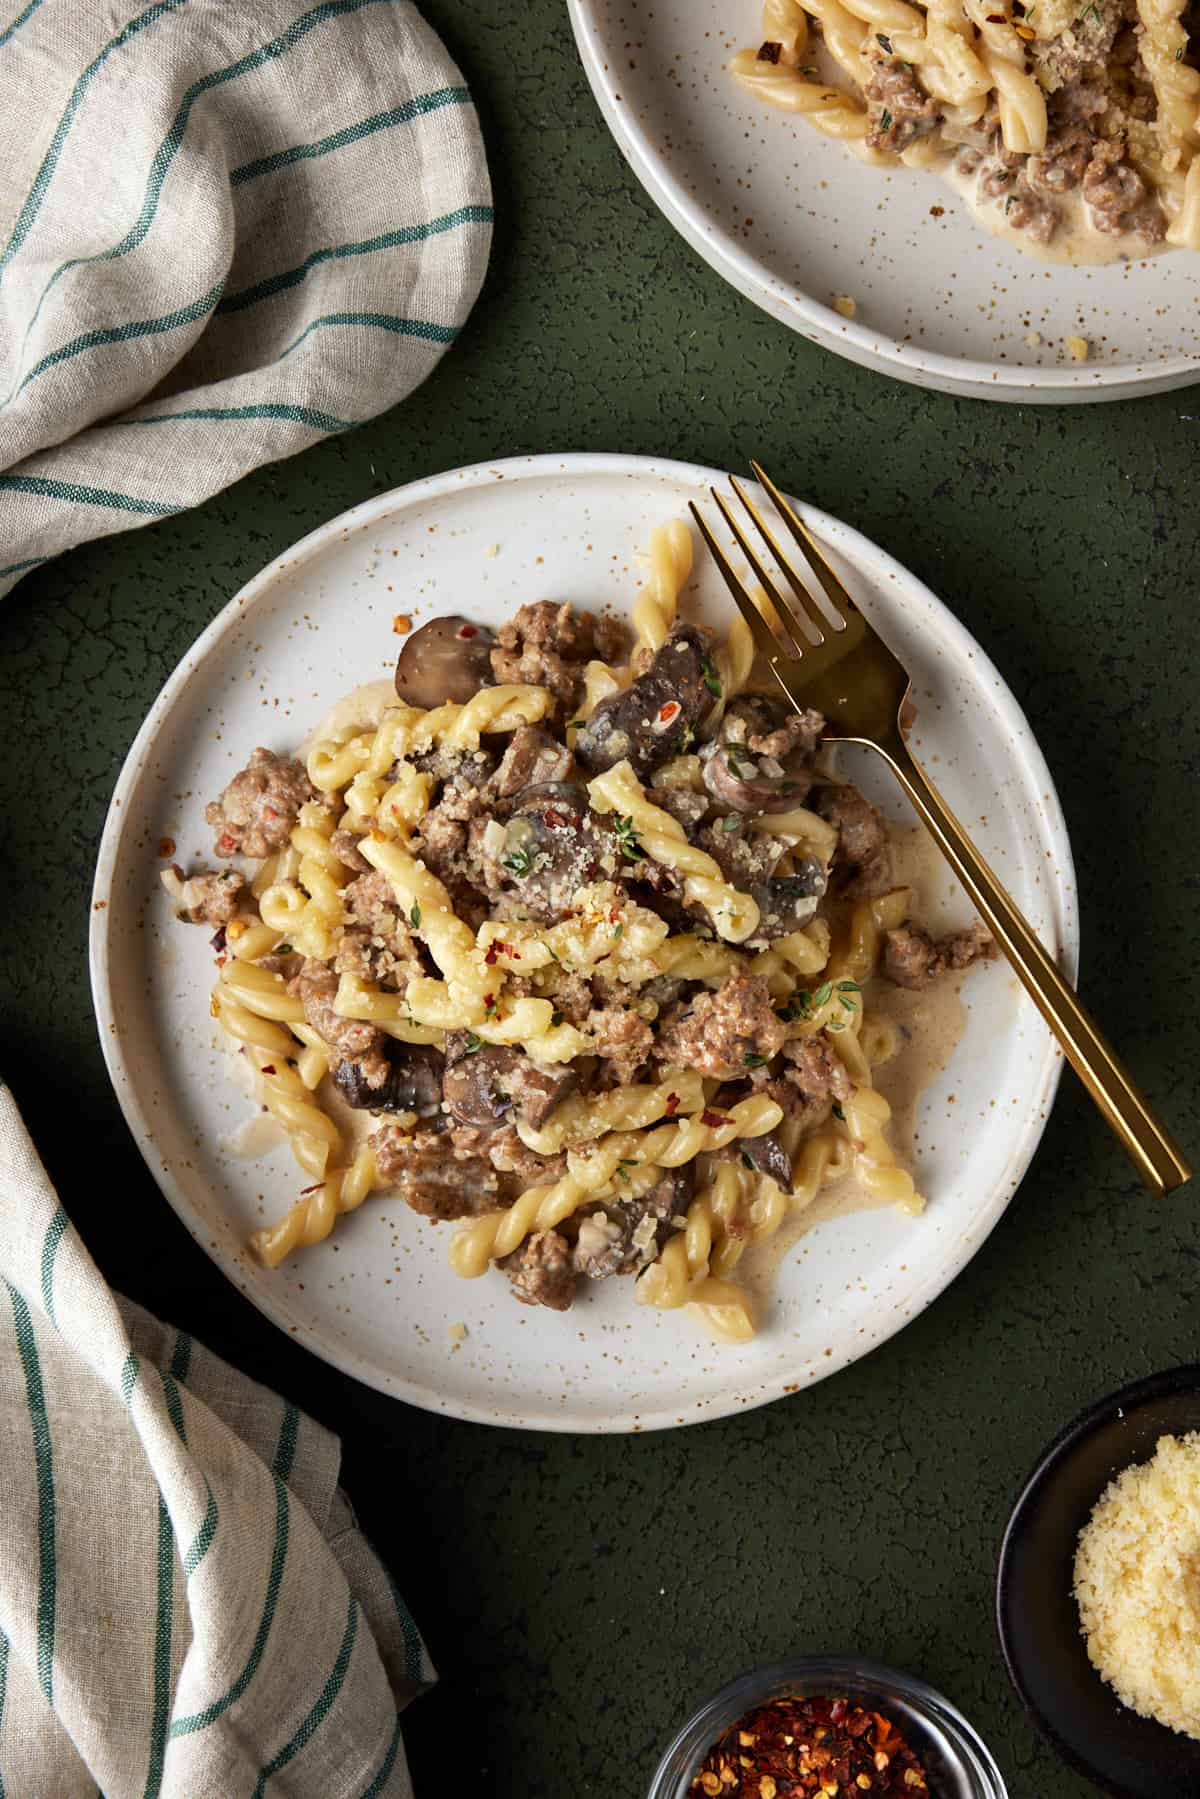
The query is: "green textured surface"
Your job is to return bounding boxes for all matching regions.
[1,3,1198,1794]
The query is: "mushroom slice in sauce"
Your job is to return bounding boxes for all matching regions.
[394,616,496,709]
[748,857,829,941]
[574,624,718,778]
[333,1043,445,1115]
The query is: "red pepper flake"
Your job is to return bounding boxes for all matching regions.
[299,1182,324,1195]
[654,700,682,732]
[690,1694,929,1795]
[484,943,501,966]
[544,808,564,828]
[209,926,227,954]
[456,623,478,639]
[664,1091,680,1116]
[157,836,176,857]
[757,38,783,60]
[217,833,238,856]
[484,992,496,1014]
[700,1109,729,1128]
[260,1065,277,1075]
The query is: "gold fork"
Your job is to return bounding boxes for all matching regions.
[690,462,1191,1197]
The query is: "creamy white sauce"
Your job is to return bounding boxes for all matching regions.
[309,678,397,750]
[940,152,1168,267]
[737,823,973,1306]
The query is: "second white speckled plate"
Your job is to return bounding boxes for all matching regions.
[91,455,1076,1431]
[567,0,1200,401]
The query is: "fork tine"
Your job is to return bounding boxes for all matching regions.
[708,487,812,658]
[750,460,856,629]
[728,474,831,649]
[687,501,785,667]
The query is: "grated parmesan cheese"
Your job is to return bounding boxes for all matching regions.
[832,293,857,319]
[1066,334,1090,362]
[1073,1431,1200,1738]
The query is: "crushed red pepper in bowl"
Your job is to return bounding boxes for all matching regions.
[690,1694,929,1797]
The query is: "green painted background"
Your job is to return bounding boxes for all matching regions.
[1,4,1197,1793]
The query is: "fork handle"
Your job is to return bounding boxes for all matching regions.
[870,736,1192,1196]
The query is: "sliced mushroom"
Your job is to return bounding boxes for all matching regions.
[442,1042,522,1129]
[574,624,718,778]
[443,1037,579,1132]
[333,1043,445,1115]
[702,697,821,814]
[394,615,496,709]
[736,1131,794,1194]
[489,725,575,802]
[748,856,829,941]
[497,781,613,922]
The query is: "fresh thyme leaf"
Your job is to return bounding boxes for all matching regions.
[876,30,893,49]
[409,902,421,929]
[839,995,856,1011]
[718,814,742,833]
[811,981,833,1008]
[827,1020,846,1033]
[743,1051,768,1068]
[464,1032,484,1053]
[568,719,586,729]
[275,943,292,955]
[502,846,534,878]
[832,1099,846,1120]
[679,722,695,752]
[777,991,812,1023]
[835,980,861,992]
[613,922,624,940]
[741,1151,756,1171]
[616,1159,635,1182]
[611,814,645,861]
[700,656,723,699]
[550,1010,563,1027]
[879,107,893,130]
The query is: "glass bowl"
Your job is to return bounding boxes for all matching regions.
[647,1657,1009,1799]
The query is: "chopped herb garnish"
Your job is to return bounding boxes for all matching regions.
[741,1152,757,1171]
[876,30,893,50]
[502,846,534,878]
[550,1009,564,1027]
[1077,3,1099,21]
[743,1051,768,1068]
[879,107,893,130]
[616,1160,635,1182]
[275,943,292,954]
[568,719,586,729]
[777,992,812,1023]
[679,722,696,752]
[718,814,742,833]
[724,741,751,773]
[409,901,421,929]
[827,1019,847,1033]
[611,814,645,861]
[835,980,861,992]
[464,1032,484,1053]
[832,1100,846,1121]
[1005,194,1020,214]
[1176,42,1184,55]
[811,980,833,1008]
[700,656,723,699]
[613,922,624,940]
[484,993,497,1015]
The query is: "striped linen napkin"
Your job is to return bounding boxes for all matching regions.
[0,1081,432,1798]
[0,0,493,600]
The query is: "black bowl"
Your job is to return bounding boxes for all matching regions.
[997,1367,1200,1798]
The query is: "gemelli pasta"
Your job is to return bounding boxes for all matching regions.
[164,520,995,1340]
[732,0,1199,256]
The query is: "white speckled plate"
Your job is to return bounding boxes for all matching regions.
[91,455,1077,1431]
[567,0,1200,401]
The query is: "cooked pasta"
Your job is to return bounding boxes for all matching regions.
[732,0,1197,257]
[167,514,994,1341]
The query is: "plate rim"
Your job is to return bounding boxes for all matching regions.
[90,450,1079,1432]
[565,0,1200,404]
